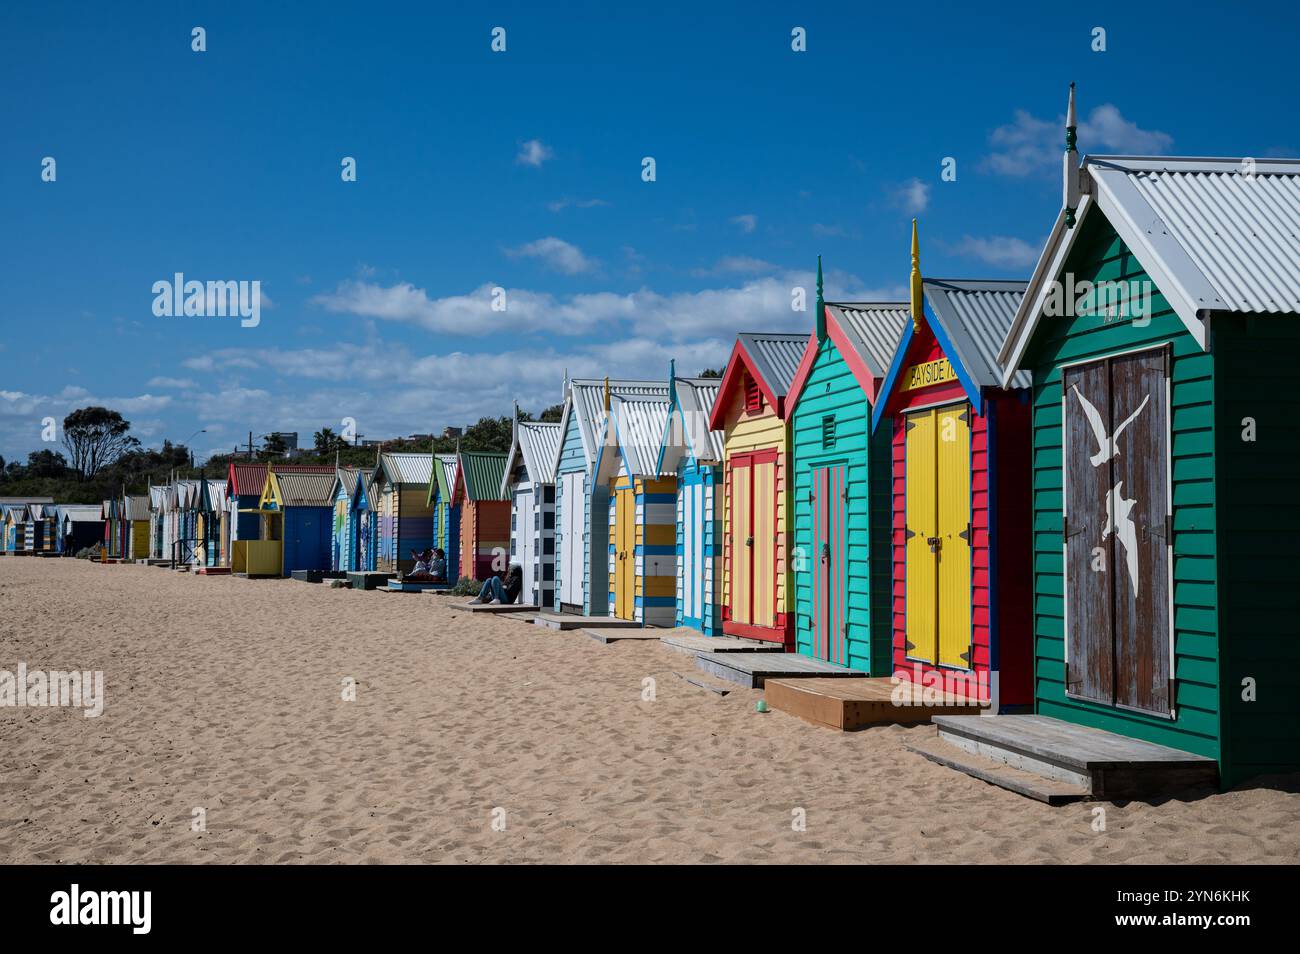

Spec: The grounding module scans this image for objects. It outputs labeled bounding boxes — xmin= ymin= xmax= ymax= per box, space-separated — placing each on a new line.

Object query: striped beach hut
xmin=149 ymin=485 xmax=167 ymax=559
xmin=101 ymin=498 xmax=118 ymax=557
xmin=786 ymin=263 xmax=910 ymax=671
xmin=349 ymin=469 xmax=379 ymax=572
xmin=258 ymin=469 xmax=335 ymax=576
xmin=4 ymin=503 xmax=31 ymax=554
xmin=593 ymin=385 xmax=677 ymax=624
xmin=193 ymin=480 xmax=226 ymax=566
xmin=373 ymin=453 xmax=436 ymax=577
xmin=656 ymin=369 xmax=726 ymax=634
xmin=870 ymin=223 xmax=1032 ymax=706
xmin=995 ymin=110 xmax=1300 ymax=783
xmin=553 ymin=377 xmax=668 ymax=616
xmin=501 ymin=415 xmax=562 ymax=609
xmin=427 ymin=453 xmax=461 ymax=582
xmin=452 ymin=450 xmax=510 ymax=583
xmin=708 ymin=332 xmax=809 ymax=645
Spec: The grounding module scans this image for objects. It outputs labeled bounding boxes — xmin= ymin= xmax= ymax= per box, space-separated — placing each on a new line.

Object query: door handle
xmin=746 ymin=536 xmax=753 ymax=547
xmin=821 ymin=543 xmax=830 ymax=562
xmin=926 ymin=536 xmax=941 ymax=552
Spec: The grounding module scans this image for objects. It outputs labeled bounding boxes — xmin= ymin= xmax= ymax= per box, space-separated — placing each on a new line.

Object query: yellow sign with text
xmin=901 ymin=358 xmax=956 ymax=392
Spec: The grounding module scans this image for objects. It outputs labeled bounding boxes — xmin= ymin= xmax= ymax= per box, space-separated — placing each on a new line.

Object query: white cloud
xmin=147 ymin=376 xmax=198 ymax=389
xmin=516 ymin=139 xmax=554 ymax=167
xmin=504 ymin=236 xmax=596 ymax=275
xmin=730 ymin=213 xmax=758 ymax=233
xmin=947 ymin=234 xmax=1042 ymax=270
xmin=691 ymin=255 xmax=779 ymax=277
xmin=890 ymin=177 xmax=930 ymax=214
xmin=546 ymin=197 xmax=608 ymax=212
xmin=983 ymin=104 xmax=1173 ymax=177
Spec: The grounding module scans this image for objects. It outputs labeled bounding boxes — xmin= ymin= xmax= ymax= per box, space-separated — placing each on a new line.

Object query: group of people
xmin=406 ymin=547 xmax=524 ymax=605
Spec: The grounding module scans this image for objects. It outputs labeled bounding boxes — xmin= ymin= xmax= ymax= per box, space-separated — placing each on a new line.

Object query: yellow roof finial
xmin=909 ymin=218 xmax=923 ymax=333
xmin=603 ymin=376 xmax=611 ymax=413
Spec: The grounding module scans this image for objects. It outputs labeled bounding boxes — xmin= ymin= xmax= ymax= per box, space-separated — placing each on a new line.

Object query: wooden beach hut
xmin=869 ymin=224 xmax=1032 ymax=706
xmin=254 ymin=468 xmax=335 ymax=577
xmin=101 ymin=498 xmax=118 ymax=558
xmin=553 ymin=377 xmax=668 ymax=616
xmin=656 ymin=368 xmax=726 ymax=634
xmin=989 ymin=115 xmax=1300 ymax=786
xmin=592 ymin=385 xmax=677 ymax=624
xmin=4 ymin=503 xmax=31 ymax=554
xmin=192 ymin=479 xmax=225 ymax=567
xmin=373 ymin=453 xmax=436 ymax=577
xmin=708 ymin=332 xmax=809 ymax=645
xmin=57 ymin=504 xmax=103 ymax=555
xmin=349 ymin=470 xmax=379 ymax=572
xmin=452 ymin=450 xmax=510 ymax=582
xmin=427 ymin=453 xmax=461 ymax=582
xmin=500 ymin=415 xmax=562 ymax=609
xmin=785 ymin=260 xmax=910 ymax=671
xmin=330 ymin=466 xmax=365 ymax=573
xmin=149 ymin=485 xmax=167 ymax=559
xmin=121 ymin=494 xmax=151 ymax=560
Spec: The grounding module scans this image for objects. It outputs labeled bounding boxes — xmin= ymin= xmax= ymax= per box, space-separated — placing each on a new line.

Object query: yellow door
xmin=905 ymin=409 xmax=938 ymax=663
xmin=936 ymin=405 xmax=972 ymax=668
xmin=730 ymin=461 xmax=751 ymax=625
xmin=752 ymin=459 xmax=776 ymax=627
xmin=614 ymin=483 xmax=636 ymax=619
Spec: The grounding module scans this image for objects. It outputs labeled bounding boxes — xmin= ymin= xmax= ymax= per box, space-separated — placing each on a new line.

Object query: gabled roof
xmin=871 ymin=279 xmax=1027 ymax=431
xmin=350 ymin=471 xmax=377 ymax=511
xmin=123 ymin=495 xmax=151 ymax=521
xmin=149 ymin=486 xmax=167 ymax=511
xmin=59 ymin=505 xmax=103 ymax=523
xmin=657 ymin=376 xmax=724 ymax=474
xmin=376 ymin=452 xmax=434 ymax=487
xmin=227 ymin=462 xmax=333 ymax=498
xmin=708 ymin=332 xmax=811 ymax=429
xmin=555 ymin=378 xmax=670 ymax=475
xmin=269 ymin=471 xmax=337 ymax=506
xmin=596 ymin=394 xmax=673 ymax=481
xmin=501 ymin=420 xmax=563 ymax=495
xmin=1000 ymin=155 xmax=1300 ymax=381
xmin=427 ymin=453 xmax=458 ymax=507
xmin=788 ymin=302 xmax=911 ymax=410
xmin=332 ymin=466 xmax=363 ymax=500
xmin=455 ymin=451 xmax=509 ymax=502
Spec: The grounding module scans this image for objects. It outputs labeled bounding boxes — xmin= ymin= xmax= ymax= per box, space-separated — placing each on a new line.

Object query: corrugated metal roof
xmin=923 ymin=279 xmax=1029 ymax=389
xmin=1092 ymin=156 xmax=1300 ymax=316
xmin=458 ymin=451 xmax=509 ymax=501
xmin=229 ymin=463 xmax=268 ymax=497
xmin=517 ymin=421 xmax=562 ymax=484
xmin=379 ymin=452 xmax=434 ymax=486
xmin=826 ymin=302 xmax=911 ymax=379
xmin=737 ymin=332 xmax=808 ymax=397
xmin=431 ymin=453 xmax=458 ymax=504
xmin=274 ymin=472 xmax=337 ymax=506
xmin=609 ymin=395 xmax=673 ymax=478
xmin=149 ymin=486 xmax=166 ymax=510
xmin=0 ymin=496 xmax=53 ymax=505
xmin=673 ymin=377 xmax=725 ymax=463
xmin=334 ymin=466 xmax=363 ymax=498
xmin=124 ymin=495 xmax=151 ymax=521
xmin=569 ymin=378 xmax=670 ymax=471
xmin=59 ymin=505 xmax=103 ymax=523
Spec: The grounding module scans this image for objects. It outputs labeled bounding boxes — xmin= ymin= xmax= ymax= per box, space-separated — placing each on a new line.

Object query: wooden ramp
xmin=450 ymin=602 xmax=539 ymax=614
xmin=766 ymin=677 xmax=986 ymax=731
xmin=385 ymin=580 xmax=452 ymax=593
xmin=533 ymin=613 xmax=643 ymax=631
xmin=661 ymin=633 xmax=785 ymax=656
xmin=194 ymin=566 xmax=231 ymax=576
xmin=907 ymin=715 xmax=1218 ymax=803
xmin=696 ymin=652 xmax=866 ymax=689
xmin=584 ymin=627 xmax=665 ymax=644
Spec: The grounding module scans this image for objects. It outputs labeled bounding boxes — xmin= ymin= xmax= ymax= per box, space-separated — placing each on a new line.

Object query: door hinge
xmin=904 ymin=640 xmax=916 ymax=651
xmin=957 ymin=523 xmax=971 ymax=543
xmin=905 ymin=419 xmax=916 ymax=432
xmin=905 ymin=527 xmax=916 ymax=540
xmin=1064 ymin=517 xmax=1086 ymax=540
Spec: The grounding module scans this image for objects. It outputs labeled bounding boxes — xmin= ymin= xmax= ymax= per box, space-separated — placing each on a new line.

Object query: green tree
xmin=314 ymin=427 xmax=345 ymax=455
xmin=697 ymin=368 xmax=723 ymax=378
xmin=260 ymin=433 xmax=289 ymax=460
xmin=61 ymin=406 xmax=139 ymax=479
xmin=537 ymin=403 xmax=564 ymax=423
xmin=26 ymin=448 xmax=69 ymax=478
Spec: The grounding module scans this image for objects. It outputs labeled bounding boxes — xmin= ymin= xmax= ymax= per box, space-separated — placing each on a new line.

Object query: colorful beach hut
xmin=452 ymin=450 xmax=510 ymax=583
xmin=3 ymin=503 xmax=31 ymax=554
xmin=786 ymin=262 xmax=910 ymax=671
xmin=592 ymin=386 xmax=678 ymax=624
xmin=373 ymin=453 xmax=436 ymax=577
xmin=501 ymin=415 xmax=562 ymax=610
xmin=329 ymin=466 xmax=364 ymax=573
xmin=349 ymin=470 xmax=379 ymax=572
xmin=708 ymin=333 xmax=809 ymax=645
xmin=427 ymin=453 xmax=461 ymax=582
xmin=656 ymin=370 xmax=726 ymax=634
xmin=553 ymin=378 xmax=668 ymax=616
xmin=149 ymin=485 xmax=167 ymax=559
xmin=869 ymin=224 xmax=1032 ymax=705
xmin=255 ymin=469 xmax=335 ymax=576
xmin=996 ymin=123 xmax=1300 ymax=783
xmin=121 ymin=494 xmax=151 ymax=560
xmin=57 ymin=504 xmax=103 ymax=555
xmin=193 ymin=480 xmax=225 ymax=566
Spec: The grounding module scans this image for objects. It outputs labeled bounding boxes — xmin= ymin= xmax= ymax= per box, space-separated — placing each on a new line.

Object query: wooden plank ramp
xmin=766 ymin=677 xmax=986 ymax=731
xmin=910 ymin=715 xmax=1218 ymax=802
xmin=696 ymin=652 xmax=866 ymax=689
xmin=660 ymin=633 xmax=785 ymax=656
xmin=906 ymin=734 xmax=1091 ymax=805
xmin=533 ymin=613 xmax=643 ymax=631
xmin=584 ymin=628 xmax=664 ymax=643
xmin=449 ymin=602 xmax=540 ymax=614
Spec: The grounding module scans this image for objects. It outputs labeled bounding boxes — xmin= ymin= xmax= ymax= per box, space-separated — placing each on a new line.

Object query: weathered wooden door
xmin=811 ymin=464 xmax=848 ymax=664
xmin=905 ymin=404 xmax=972 ymax=666
xmin=613 ymin=482 xmax=636 ymax=619
xmin=729 ymin=458 xmax=753 ymax=625
xmin=1064 ymin=348 xmax=1171 ymax=714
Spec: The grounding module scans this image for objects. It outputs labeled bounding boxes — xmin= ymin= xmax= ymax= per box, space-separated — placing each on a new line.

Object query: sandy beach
xmin=1 ymin=557 xmax=1296 ymax=865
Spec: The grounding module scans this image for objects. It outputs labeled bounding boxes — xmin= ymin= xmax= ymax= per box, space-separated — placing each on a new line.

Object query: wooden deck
xmin=385 ymin=580 xmax=452 ymax=592
xmin=909 ymin=714 xmax=1219 ymax=802
xmin=696 ymin=652 xmax=866 ymax=689
xmin=533 ymin=613 xmax=643 ymax=631
xmin=346 ymin=571 xmax=394 ymax=590
xmin=660 ymin=633 xmax=785 ymax=656
xmin=765 ymin=677 xmax=986 ymax=731
xmin=450 ymin=602 xmax=540 ymax=614
xmin=584 ymin=627 xmax=666 ymax=644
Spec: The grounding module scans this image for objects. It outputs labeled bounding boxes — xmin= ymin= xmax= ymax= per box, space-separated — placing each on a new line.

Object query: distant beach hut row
xmin=18 ymin=98 xmax=1300 ymax=792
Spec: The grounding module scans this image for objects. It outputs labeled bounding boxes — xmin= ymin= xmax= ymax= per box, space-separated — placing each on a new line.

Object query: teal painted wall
xmin=789 ymin=334 xmax=891 ymax=674
xmin=1023 ymin=214 xmax=1222 ymax=763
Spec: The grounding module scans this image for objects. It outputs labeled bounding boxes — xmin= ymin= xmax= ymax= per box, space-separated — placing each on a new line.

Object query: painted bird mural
xmin=1102 ymin=480 xmax=1141 ymax=596
xmin=1071 ymin=385 xmax=1150 ymax=466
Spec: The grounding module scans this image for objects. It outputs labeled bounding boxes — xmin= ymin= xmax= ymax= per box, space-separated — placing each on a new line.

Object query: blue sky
xmin=3 ymin=1 xmax=1296 ymax=462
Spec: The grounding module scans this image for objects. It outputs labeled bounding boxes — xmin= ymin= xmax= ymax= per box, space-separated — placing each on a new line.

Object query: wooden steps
xmin=451 ymin=602 xmax=539 ymax=614
xmin=584 ymin=627 xmax=664 ymax=643
xmin=660 ymin=633 xmax=785 ymax=656
xmin=911 ymin=715 xmax=1218 ymax=802
xmin=696 ymin=652 xmax=866 ymax=689
xmin=765 ymin=677 xmax=986 ymax=731
xmin=906 ymin=735 xmax=1092 ymax=804
xmin=533 ymin=613 xmax=643 ymax=631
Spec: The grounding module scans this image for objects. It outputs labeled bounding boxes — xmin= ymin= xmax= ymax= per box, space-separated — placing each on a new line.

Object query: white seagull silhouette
xmin=1102 ymin=480 xmax=1140 ymax=596
xmin=1071 ymin=385 xmax=1150 ymax=467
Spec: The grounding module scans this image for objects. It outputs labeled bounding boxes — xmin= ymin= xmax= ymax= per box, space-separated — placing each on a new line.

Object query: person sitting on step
xmin=468 ymin=564 xmax=524 ymax=605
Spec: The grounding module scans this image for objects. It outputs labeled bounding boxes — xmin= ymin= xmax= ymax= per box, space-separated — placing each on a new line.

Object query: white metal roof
xmin=606 ymin=395 xmax=673 ymax=479
xmin=658 ymin=377 xmax=725 ymax=475
xmin=923 ymin=279 xmax=1030 ymax=389
xmin=502 ymin=420 xmax=563 ymax=495
xmin=59 ymin=505 xmax=103 ymax=523
xmin=736 ymin=332 xmax=808 ymax=397
xmin=378 ymin=452 xmax=434 ymax=486
xmin=1000 ymin=155 xmax=1300 ymax=381
xmin=561 ymin=378 xmax=670 ymax=474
